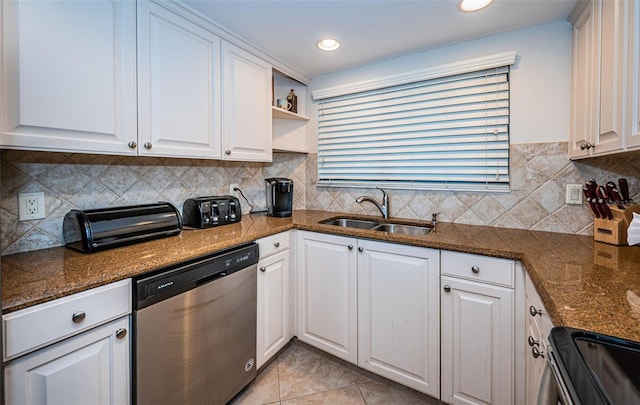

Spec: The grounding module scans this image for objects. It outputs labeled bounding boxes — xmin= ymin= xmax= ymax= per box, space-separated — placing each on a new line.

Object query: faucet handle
xmin=431 ymin=212 xmax=441 ymax=224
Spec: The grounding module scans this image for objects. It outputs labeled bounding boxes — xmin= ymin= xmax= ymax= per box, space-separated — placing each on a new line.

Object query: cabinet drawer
xmin=441 ymin=251 xmax=514 ymax=288
xmin=257 ymin=231 xmax=290 ymax=258
xmin=3 ymin=279 xmax=131 ymax=360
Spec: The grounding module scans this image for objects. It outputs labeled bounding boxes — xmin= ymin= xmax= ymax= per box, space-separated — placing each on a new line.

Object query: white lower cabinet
xmin=441 ymin=251 xmax=518 ymax=405
xmin=524 ymin=271 xmax=554 ymax=405
xmin=296 ymin=231 xmax=440 ymax=397
xmin=256 ymin=232 xmax=292 ymax=369
xmin=3 ymin=279 xmax=132 ymax=404
xmin=358 ymin=240 xmax=440 ymax=398
xmin=296 ymin=231 xmax=357 ymax=363
xmin=4 ymin=316 xmax=130 ymax=405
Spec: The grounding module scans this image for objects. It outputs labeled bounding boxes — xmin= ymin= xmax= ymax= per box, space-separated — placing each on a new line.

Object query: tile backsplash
xmin=2 ymin=142 xmax=639 ymax=255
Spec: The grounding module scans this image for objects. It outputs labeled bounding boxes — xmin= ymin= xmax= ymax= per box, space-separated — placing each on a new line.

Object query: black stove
xmin=549 ymin=327 xmax=640 ymax=404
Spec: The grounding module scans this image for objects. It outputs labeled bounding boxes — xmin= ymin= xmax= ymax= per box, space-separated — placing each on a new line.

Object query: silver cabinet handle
xmin=72 ymin=311 xmax=86 ymax=323
xmin=471 ymin=266 xmax=480 ymax=274
xmin=358 ymin=246 xmax=364 ymax=253
xmin=225 ymin=150 xmax=231 ymax=155
xmin=532 ymin=346 xmax=544 ymax=359
xmin=348 ymin=244 xmax=353 ymax=251
xmin=528 ymin=336 xmax=540 ymax=347
xmin=115 ymin=328 xmax=127 ymax=339
xmin=127 ymin=141 xmax=137 ymax=149
xmin=143 ymin=141 xmax=152 ymax=149
xmin=580 ymin=142 xmax=593 ymax=150
xmin=259 ymin=267 xmax=266 ymax=272
xmin=529 ymin=305 xmax=542 ymax=317
xmin=443 ymin=285 xmax=451 ymax=293
xmin=274 ymin=242 xmax=280 ymax=248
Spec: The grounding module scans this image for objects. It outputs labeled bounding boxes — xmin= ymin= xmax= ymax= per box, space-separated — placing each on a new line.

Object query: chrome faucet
xmin=356 ymin=187 xmax=389 ymax=219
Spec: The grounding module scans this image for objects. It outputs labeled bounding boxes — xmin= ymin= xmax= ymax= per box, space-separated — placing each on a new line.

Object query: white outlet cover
xmin=565 ymin=184 xmax=583 ymax=205
xmin=18 ymin=192 xmax=46 ymax=221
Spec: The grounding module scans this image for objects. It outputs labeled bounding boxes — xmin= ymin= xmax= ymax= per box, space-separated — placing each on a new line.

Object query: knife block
xmin=593 ymin=204 xmax=640 ymax=245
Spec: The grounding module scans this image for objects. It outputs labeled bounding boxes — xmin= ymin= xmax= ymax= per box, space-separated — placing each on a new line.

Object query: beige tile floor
xmin=229 ymin=340 xmax=442 ymax=405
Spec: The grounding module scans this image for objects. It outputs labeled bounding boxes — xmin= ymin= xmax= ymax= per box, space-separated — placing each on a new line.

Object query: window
xmin=313 ymin=52 xmax=515 ymax=192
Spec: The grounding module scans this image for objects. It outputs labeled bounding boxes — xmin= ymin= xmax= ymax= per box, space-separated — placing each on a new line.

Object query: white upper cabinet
xmin=0 ymin=0 xmax=137 ymax=154
xmin=137 ymin=1 xmax=221 ymax=159
xmin=626 ymin=0 xmax=640 ymax=148
xmin=570 ymin=0 xmax=638 ymax=158
xmin=222 ymin=42 xmax=272 ymax=162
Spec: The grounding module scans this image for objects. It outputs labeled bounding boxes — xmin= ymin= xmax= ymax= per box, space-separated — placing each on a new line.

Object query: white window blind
xmin=317 ymin=66 xmax=511 ymax=192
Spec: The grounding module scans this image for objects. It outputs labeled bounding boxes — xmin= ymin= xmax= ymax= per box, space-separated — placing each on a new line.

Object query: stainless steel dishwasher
xmin=133 ymin=243 xmax=259 ymax=405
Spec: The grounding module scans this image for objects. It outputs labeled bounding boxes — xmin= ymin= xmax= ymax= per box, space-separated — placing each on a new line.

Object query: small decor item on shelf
xmin=287 ymin=89 xmax=297 ymax=113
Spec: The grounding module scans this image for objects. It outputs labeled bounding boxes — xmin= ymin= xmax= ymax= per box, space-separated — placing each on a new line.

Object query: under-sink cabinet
xmin=296 ymin=231 xmax=358 ymax=363
xmin=440 ymin=251 xmax=524 ymax=405
xmin=3 ymin=279 xmax=131 ymax=405
xmin=295 ymin=231 xmax=440 ymax=398
xmin=256 ymin=231 xmax=293 ymax=369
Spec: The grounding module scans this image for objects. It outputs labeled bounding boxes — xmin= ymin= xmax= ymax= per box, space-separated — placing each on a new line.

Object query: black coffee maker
xmin=265 ymin=178 xmax=293 ymax=217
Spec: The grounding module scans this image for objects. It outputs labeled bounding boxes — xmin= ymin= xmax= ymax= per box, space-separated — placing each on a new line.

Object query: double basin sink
xmin=320 ymin=217 xmax=433 ymax=236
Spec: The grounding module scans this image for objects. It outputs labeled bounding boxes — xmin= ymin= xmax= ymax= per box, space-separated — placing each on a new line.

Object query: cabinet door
xmin=257 ymin=249 xmax=290 ymax=369
xmin=593 ymin=0 xmax=625 ymax=154
xmin=441 ymin=276 xmax=514 ymax=405
xmin=524 ymin=315 xmax=547 ymax=405
xmin=4 ymin=317 xmax=130 ymax=405
xmin=1 ymin=0 xmax=137 ymax=154
xmin=626 ymin=0 xmax=640 ymax=149
xmin=137 ymin=1 xmax=222 ymax=159
xmin=357 ymin=240 xmax=440 ymax=398
xmin=222 ymin=42 xmax=272 ymax=162
xmin=296 ymin=231 xmax=357 ymax=363
xmin=570 ymin=1 xmax=597 ymax=158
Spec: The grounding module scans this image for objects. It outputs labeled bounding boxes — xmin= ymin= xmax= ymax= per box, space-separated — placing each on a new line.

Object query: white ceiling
xmin=183 ymin=0 xmax=577 ymax=79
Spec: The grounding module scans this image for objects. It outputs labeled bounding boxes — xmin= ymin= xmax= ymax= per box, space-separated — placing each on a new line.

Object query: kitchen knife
xmin=596 ymin=185 xmax=609 ymax=201
xmin=583 ymin=187 xmax=600 ymax=218
xmin=609 ymin=187 xmax=625 ymax=209
xmin=605 ymin=182 xmax=617 ymax=201
xmin=598 ymin=198 xmax=613 ymax=220
xmin=586 ymin=179 xmax=598 ymax=197
xmin=619 ymin=178 xmax=630 ymax=202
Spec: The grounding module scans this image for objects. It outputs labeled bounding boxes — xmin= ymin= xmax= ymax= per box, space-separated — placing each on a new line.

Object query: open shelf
xmin=272 ymin=106 xmax=309 ymax=121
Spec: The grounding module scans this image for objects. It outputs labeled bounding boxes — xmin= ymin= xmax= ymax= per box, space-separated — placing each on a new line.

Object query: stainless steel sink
xmin=372 ymin=223 xmax=433 ymax=236
xmin=320 ymin=218 xmax=379 ymax=229
xmin=320 ymin=217 xmax=433 ymax=236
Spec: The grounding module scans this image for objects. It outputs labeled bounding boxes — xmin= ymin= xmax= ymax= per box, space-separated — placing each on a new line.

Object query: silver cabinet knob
xmin=443 ymin=285 xmax=451 ymax=293
xmin=274 ymin=242 xmax=280 ymax=248
xmin=115 ymin=328 xmax=127 ymax=339
xmin=259 ymin=267 xmax=266 ymax=272
xmin=471 ymin=266 xmax=480 ymax=274
xmin=127 ymin=141 xmax=137 ymax=149
xmin=348 ymin=244 xmax=353 ymax=251
xmin=528 ymin=336 xmax=540 ymax=347
xmin=72 ymin=311 xmax=86 ymax=323
xmin=532 ymin=346 xmax=544 ymax=359
xmin=529 ymin=305 xmax=542 ymax=317
xmin=358 ymin=246 xmax=364 ymax=253
xmin=143 ymin=141 xmax=152 ymax=149
xmin=580 ymin=142 xmax=593 ymax=150
xmin=225 ymin=150 xmax=231 ymax=155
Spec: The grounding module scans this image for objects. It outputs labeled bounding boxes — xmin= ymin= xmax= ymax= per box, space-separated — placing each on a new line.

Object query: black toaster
xmin=182 ymin=196 xmax=242 ymax=228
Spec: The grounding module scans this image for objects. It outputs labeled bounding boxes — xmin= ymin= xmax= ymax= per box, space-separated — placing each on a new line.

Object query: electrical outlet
xmin=18 ymin=192 xmax=46 ymax=221
xmin=566 ymin=184 xmax=583 ymax=205
xmin=230 ymin=183 xmax=239 ymax=195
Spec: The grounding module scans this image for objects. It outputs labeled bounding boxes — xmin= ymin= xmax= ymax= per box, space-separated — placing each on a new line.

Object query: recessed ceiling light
xmin=458 ymin=0 xmax=494 ymax=12
xmin=317 ymin=38 xmax=341 ymax=52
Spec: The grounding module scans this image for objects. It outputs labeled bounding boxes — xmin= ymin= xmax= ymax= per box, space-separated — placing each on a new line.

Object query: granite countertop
xmin=3 ymin=210 xmax=640 ymax=342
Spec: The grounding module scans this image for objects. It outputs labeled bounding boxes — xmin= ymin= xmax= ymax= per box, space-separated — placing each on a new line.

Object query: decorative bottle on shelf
xmin=287 ymin=89 xmax=297 ymax=113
